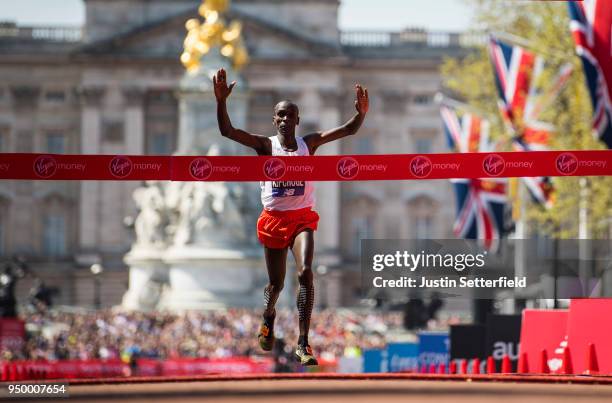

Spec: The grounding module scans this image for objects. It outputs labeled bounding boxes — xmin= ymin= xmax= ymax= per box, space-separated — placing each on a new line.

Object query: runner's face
xmin=273 ymin=102 xmax=299 ymax=136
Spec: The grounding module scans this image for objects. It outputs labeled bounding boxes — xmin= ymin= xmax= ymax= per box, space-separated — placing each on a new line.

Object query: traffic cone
xmin=460 ymin=359 xmax=468 ymax=374
xmin=437 ymin=363 xmax=446 ymax=374
xmin=539 ymin=349 xmax=549 ymax=374
xmin=584 ymin=343 xmax=599 ymax=375
xmin=518 ymin=352 xmax=529 ymax=374
xmin=486 ymin=356 xmax=496 ymax=374
xmin=449 ymin=360 xmax=457 ymax=374
xmin=0 ymin=362 xmax=7 ymax=381
xmin=501 ymin=355 xmax=512 ymax=373
xmin=472 ymin=358 xmax=481 ymax=374
xmin=561 ymin=347 xmax=573 ymax=375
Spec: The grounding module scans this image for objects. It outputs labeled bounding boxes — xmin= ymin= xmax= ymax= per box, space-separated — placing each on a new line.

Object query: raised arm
xmin=304 ymin=84 xmax=369 ymax=155
xmin=213 ymin=68 xmax=271 ymax=155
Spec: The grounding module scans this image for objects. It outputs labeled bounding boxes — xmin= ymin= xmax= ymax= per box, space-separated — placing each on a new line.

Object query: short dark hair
xmin=274 ymin=100 xmax=299 ymax=114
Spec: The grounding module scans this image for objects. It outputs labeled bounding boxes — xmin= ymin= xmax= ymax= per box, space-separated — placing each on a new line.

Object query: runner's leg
xmin=263 ymin=246 xmax=288 ymax=320
xmin=291 ymin=229 xmax=315 ymax=346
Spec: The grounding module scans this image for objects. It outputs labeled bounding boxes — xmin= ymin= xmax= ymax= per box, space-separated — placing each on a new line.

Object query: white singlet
xmin=260 ymin=135 xmax=316 ymax=211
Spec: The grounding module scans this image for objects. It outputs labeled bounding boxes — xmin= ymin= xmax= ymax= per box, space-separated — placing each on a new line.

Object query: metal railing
xmin=0 ymin=22 xmax=485 ymax=49
xmin=0 ymin=22 xmax=83 ymax=42
xmin=341 ymin=30 xmax=486 ymax=48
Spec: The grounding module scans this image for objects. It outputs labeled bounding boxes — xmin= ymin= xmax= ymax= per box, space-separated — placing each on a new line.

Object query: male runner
xmin=213 ymin=68 xmax=368 ymax=365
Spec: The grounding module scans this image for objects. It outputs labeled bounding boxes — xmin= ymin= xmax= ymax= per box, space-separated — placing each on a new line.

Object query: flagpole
xmin=514 ymin=179 xmax=527 ymax=312
xmin=578 ymin=178 xmax=592 ymax=297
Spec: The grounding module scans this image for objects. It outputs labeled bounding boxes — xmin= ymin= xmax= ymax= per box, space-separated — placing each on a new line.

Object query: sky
xmin=0 ymin=0 xmax=474 ymax=31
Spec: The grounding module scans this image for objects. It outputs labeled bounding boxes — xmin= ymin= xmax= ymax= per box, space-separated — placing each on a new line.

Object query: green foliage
xmin=441 ymin=0 xmax=611 ymax=239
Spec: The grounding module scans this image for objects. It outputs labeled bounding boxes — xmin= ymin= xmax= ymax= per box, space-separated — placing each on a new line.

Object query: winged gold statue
xmin=181 ymin=0 xmax=249 ymax=72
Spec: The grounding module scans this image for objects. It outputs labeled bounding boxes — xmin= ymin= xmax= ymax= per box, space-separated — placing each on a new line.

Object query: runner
xmin=213 ymin=67 xmax=368 ymax=365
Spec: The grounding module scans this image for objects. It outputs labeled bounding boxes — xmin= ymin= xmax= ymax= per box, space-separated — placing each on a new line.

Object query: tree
xmin=441 ymin=0 xmax=611 ymax=239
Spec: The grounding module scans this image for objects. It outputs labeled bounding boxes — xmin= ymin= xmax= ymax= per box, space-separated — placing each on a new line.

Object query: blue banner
xmin=387 ymin=342 xmax=419 ymax=372
xmin=363 ymin=348 xmax=385 ymax=373
xmin=418 ymin=331 xmax=449 ymax=367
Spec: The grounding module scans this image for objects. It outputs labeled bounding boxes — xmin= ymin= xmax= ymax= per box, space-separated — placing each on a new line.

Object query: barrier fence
xmin=0 ymin=150 xmax=609 ymax=181
xmin=0 ymin=357 xmax=275 ymax=381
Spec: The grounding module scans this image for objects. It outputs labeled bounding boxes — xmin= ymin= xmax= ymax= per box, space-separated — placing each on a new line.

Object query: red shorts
xmin=257 ymin=207 xmax=320 ymax=249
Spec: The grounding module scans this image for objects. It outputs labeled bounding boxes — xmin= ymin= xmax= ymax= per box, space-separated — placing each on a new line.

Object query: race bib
xmin=272 ymin=181 xmax=305 ymax=197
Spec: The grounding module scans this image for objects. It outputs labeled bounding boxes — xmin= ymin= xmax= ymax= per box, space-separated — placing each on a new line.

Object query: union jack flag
xmin=487 ymin=36 xmax=572 ymax=137
xmin=440 ymin=103 xmax=507 ymax=251
xmin=488 ymin=36 xmax=567 ymax=208
xmin=441 ymin=104 xmax=491 ymax=153
xmin=569 ymin=0 xmax=612 ymax=148
xmin=452 ymin=178 xmax=507 ymax=252
xmin=488 ymin=35 xmax=542 ymax=133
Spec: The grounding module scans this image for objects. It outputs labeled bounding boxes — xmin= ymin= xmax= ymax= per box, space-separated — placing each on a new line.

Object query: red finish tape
xmin=0 ymin=151 xmax=609 ymax=181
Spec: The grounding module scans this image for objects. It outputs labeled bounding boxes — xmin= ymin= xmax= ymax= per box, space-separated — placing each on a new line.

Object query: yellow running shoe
xmin=258 ymin=320 xmax=274 ymax=351
xmin=295 ymin=344 xmax=318 ymax=366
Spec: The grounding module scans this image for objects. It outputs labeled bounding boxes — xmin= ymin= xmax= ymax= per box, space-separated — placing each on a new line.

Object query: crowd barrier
xmin=420 ymin=299 xmax=612 ymax=376
xmin=0 ymin=150 xmax=609 ymax=181
xmin=0 ymin=357 xmax=274 ymax=381
xmin=520 ymin=299 xmax=612 ymax=375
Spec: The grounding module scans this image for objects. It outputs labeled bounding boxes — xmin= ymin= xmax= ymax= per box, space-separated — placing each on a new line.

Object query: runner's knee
xmin=266 ymin=283 xmax=284 ymax=294
xmin=297 ymin=266 xmax=313 ymax=286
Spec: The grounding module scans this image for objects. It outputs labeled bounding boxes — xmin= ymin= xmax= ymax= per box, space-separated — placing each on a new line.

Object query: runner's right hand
xmin=213 ymin=68 xmax=236 ymax=101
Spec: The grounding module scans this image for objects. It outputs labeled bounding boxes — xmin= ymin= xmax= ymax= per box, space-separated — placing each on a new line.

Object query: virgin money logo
xmin=109 ymin=156 xmax=133 ymax=179
xmin=337 ymin=157 xmax=359 ymax=179
xmin=263 ymin=158 xmax=286 ymax=180
xmin=33 ymin=155 xmax=57 ymax=178
xmin=189 ymin=158 xmax=213 ymax=180
xmin=410 ymin=156 xmax=432 ymax=178
xmin=555 ymin=152 xmax=578 ymax=175
xmin=483 ymin=154 xmax=505 ymax=176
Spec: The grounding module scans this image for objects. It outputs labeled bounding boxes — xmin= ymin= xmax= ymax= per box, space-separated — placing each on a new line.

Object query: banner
xmin=450 ymin=324 xmax=486 ymax=360
xmin=159 ymin=357 xmax=273 ymax=376
xmin=0 ymin=318 xmax=25 ymax=352
xmin=0 ymin=151 xmax=609 ymax=181
xmin=1 ymin=357 xmax=274 ymax=381
xmin=486 ymin=314 xmax=522 ymax=372
xmin=567 ymin=299 xmax=612 ymax=375
xmin=387 ymin=342 xmax=419 ymax=373
xmin=363 ymin=348 xmax=386 ymax=373
xmin=519 ymin=309 xmax=568 ymax=374
xmin=418 ymin=332 xmax=449 ymax=368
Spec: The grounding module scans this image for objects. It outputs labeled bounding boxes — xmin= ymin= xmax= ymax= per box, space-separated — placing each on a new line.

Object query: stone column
xmin=9 ymin=86 xmax=40 ymax=254
xmin=122 ymin=87 xmax=145 ymax=155
xmin=121 ymin=87 xmax=146 ymax=245
xmin=77 ymin=87 xmax=104 ymax=254
xmin=314 ymin=89 xmax=341 ymax=265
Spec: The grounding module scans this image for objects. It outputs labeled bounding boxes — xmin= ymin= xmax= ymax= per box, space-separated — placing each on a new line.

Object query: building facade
xmin=0 ymin=0 xmax=478 ymax=308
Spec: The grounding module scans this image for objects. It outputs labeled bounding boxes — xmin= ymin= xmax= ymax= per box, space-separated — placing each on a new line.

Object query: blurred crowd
xmin=5 ymin=308 xmax=403 ymax=363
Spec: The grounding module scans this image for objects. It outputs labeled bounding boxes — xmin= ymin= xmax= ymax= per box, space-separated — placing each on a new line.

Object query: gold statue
xmin=181 ymin=0 xmax=249 ymax=72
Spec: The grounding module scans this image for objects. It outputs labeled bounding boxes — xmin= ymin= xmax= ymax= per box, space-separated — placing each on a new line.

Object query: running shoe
xmin=295 ymin=344 xmax=318 ymax=366
xmin=258 ymin=318 xmax=275 ymax=351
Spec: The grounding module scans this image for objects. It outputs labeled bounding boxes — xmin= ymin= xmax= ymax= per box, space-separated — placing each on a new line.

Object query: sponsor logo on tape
xmin=555 ymin=152 xmax=578 ymax=175
xmin=483 ymin=154 xmax=505 ymax=176
xmin=410 ymin=156 xmax=432 ymax=178
xmin=337 ymin=157 xmax=359 ymax=179
xmin=34 ymin=155 xmax=58 ymax=178
xmin=109 ymin=156 xmax=133 ymax=179
xmin=263 ymin=158 xmax=286 ymax=180
xmin=189 ymin=158 xmax=213 ymax=180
